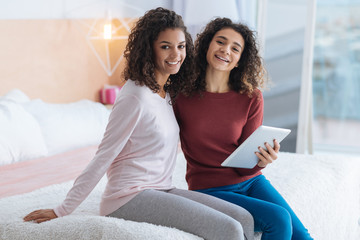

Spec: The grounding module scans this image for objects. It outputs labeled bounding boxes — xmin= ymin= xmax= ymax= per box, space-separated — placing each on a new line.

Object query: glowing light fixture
xmin=103 ymin=23 xmax=112 ymax=39
xmin=66 ymin=1 xmax=144 ymax=76
xmin=103 ymin=10 xmax=113 ymax=40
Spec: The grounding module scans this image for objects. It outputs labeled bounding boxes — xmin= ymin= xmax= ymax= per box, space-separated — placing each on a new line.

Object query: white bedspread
xmin=1 ymin=152 xmax=359 ymax=240
xmin=0 ymin=158 xmax=202 ymax=240
xmin=261 ymin=152 xmax=360 ymax=240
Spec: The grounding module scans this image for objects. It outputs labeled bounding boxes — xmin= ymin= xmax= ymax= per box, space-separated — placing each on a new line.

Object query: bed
xmin=1 ymin=89 xmax=360 ymax=240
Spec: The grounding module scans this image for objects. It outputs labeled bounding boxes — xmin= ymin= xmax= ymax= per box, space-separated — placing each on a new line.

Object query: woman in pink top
xmin=23 ymin=8 xmax=255 ymax=240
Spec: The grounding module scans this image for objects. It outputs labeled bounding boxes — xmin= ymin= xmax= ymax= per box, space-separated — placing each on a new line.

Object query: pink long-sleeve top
xmin=54 ymin=80 xmax=179 ymax=217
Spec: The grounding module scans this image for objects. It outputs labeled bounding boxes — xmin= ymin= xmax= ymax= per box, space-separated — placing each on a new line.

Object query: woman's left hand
xmin=256 ymin=139 xmax=280 ymax=168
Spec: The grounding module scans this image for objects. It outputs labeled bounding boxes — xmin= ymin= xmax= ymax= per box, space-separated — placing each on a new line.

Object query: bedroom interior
xmin=1 ymin=0 xmax=359 ymax=240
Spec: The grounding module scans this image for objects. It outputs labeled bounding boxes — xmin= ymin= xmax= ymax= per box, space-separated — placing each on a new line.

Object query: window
xmin=312 ymin=0 xmax=360 ymax=153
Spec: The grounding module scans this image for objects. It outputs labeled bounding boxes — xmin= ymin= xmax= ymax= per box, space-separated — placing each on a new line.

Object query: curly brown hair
xmin=193 ymin=18 xmax=267 ymax=97
xmin=123 ymin=7 xmax=196 ymax=99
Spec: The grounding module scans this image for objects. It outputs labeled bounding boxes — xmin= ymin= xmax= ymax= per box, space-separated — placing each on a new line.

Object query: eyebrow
xmin=159 ymin=40 xmax=186 ymax=45
xmin=216 ymin=36 xmax=242 ymax=49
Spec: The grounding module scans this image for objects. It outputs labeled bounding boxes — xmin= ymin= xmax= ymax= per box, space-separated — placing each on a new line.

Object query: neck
xmin=205 ymin=67 xmax=230 ymax=93
xmin=154 ymin=71 xmax=169 ymax=99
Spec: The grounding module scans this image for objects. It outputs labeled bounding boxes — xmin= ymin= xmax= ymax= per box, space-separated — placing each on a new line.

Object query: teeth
xmin=167 ymin=61 xmax=178 ymax=65
xmin=216 ymin=55 xmax=229 ymax=62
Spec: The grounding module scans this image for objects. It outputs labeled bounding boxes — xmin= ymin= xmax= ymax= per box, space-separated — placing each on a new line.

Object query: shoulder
xmin=251 ymin=89 xmax=263 ymax=103
xmin=233 ymin=89 xmax=262 ymax=102
xmin=230 ymin=90 xmax=263 ymax=113
xmin=253 ymin=88 xmax=263 ymax=96
xmin=120 ymin=80 xmax=146 ymax=96
xmin=248 ymin=89 xmax=263 ymax=110
xmin=247 ymin=89 xmax=263 ymax=115
xmin=113 ymin=80 xmax=147 ymax=111
xmin=119 ymin=80 xmax=155 ymax=101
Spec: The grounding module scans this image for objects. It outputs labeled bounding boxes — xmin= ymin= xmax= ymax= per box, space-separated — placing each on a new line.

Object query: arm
xmin=234 ymin=92 xmax=266 ymax=174
xmin=236 ymin=92 xmax=281 ymax=172
xmin=24 ymin=94 xmax=143 ymax=223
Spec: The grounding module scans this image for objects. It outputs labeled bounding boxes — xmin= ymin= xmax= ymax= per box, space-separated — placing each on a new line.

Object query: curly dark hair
xmin=123 ymin=7 xmax=196 ymax=99
xmin=193 ymin=17 xmax=267 ymax=97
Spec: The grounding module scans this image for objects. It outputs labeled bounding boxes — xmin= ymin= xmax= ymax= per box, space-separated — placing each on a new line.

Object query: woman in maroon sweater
xmin=173 ymin=18 xmax=313 ymax=240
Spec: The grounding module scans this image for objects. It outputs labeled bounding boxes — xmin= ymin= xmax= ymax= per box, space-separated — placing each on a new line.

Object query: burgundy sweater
xmin=173 ymin=90 xmax=264 ymax=190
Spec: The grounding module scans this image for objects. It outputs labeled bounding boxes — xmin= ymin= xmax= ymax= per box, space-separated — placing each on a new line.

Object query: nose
xmin=170 ymin=48 xmax=181 ymax=58
xmin=220 ymin=45 xmax=230 ymax=55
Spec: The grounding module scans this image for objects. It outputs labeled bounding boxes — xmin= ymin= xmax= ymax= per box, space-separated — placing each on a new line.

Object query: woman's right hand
xmin=256 ymin=139 xmax=280 ymax=168
xmin=23 ymin=209 xmax=58 ymax=223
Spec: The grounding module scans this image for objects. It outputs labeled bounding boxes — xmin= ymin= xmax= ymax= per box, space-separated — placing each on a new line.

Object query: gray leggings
xmin=107 ymin=188 xmax=254 ymax=240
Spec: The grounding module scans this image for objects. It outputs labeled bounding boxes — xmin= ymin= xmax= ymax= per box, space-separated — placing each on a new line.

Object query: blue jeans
xmin=196 ymin=175 xmax=313 ymax=240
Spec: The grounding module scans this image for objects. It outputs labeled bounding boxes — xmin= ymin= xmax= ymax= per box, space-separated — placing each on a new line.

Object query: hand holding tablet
xmin=221 ymin=125 xmax=291 ymax=169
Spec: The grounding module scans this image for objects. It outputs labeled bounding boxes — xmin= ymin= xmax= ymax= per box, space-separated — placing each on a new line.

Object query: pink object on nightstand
xmin=99 ymin=85 xmax=122 ymax=105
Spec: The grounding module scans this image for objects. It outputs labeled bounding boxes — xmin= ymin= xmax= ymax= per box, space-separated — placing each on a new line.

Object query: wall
xmin=0 ymin=19 xmax=120 ymax=103
xmin=0 ymin=0 xmax=169 ymax=103
xmin=0 ymin=0 xmax=171 ymax=19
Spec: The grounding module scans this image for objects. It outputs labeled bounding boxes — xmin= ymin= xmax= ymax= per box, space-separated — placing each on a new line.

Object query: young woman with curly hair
xmin=174 ymin=18 xmax=313 ymax=240
xmin=23 ymin=9 xmax=255 ymax=240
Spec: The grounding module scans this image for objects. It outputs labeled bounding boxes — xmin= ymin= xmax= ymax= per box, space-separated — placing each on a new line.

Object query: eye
xmin=216 ymin=40 xmax=224 ymax=45
xmin=178 ymin=44 xmax=185 ymax=49
xmin=160 ymin=45 xmax=170 ymax=49
xmin=232 ymin=47 xmax=240 ymax=52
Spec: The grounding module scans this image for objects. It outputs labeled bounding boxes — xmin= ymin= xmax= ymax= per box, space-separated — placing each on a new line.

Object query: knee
xmin=231 ymin=207 xmax=254 ymax=223
xmin=208 ymin=217 xmax=245 ymax=240
xmin=231 ymin=209 xmax=254 ymax=240
xmin=276 ymin=207 xmax=291 ymax=225
xmin=271 ymin=206 xmax=292 ymax=236
xmin=226 ymin=220 xmax=245 ymax=240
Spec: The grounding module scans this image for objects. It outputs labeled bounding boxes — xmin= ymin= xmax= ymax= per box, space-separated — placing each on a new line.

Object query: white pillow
xmin=1 ymin=89 xmax=30 ymax=103
xmin=22 ymin=99 xmax=110 ymax=155
xmin=0 ymin=100 xmax=48 ymax=166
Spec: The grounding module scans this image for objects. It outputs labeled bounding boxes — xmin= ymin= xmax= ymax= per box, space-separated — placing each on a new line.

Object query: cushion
xmin=0 ymin=100 xmax=48 ymax=165
xmin=0 ymin=89 xmax=30 ymax=103
xmin=22 ymin=99 xmax=110 ymax=155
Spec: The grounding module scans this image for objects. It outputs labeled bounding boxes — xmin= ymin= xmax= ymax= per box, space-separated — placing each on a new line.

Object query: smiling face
xmin=206 ymin=28 xmax=245 ymax=73
xmin=153 ymin=28 xmax=186 ymax=82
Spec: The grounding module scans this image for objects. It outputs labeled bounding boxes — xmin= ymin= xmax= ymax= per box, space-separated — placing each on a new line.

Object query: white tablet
xmin=221 ymin=125 xmax=291 ymax=169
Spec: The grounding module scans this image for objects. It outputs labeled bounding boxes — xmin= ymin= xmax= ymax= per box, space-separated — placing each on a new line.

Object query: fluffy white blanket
xmin=261 ymin=153 xmax=360 ymax=240
xmin=0 ymin=156 xmax=201 ymax=240
xmin=1 ymin=152 xmax=360 ymax=240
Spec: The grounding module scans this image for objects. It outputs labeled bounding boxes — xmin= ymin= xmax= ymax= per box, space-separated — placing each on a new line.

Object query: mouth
xmin=215 ymin=55 xmax=230 ymax=63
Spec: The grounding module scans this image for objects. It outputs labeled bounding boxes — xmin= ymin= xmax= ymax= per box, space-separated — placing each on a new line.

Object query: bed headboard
xmin=0 ymin=19 xmax=126 ymax=103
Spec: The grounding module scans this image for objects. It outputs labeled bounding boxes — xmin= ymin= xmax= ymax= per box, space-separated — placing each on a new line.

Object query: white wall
xmin=182 ymin=0 xmax=240 ymax=25
xmin=0 ymin=0 xmax=258 ymax=28
xmin=265 ymin=1 xmax=307 ymax=40
xmin=0 ymin=0 xmax=171 ymax=19
xmin=0 ymin=0 xmax=308 ymax=43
